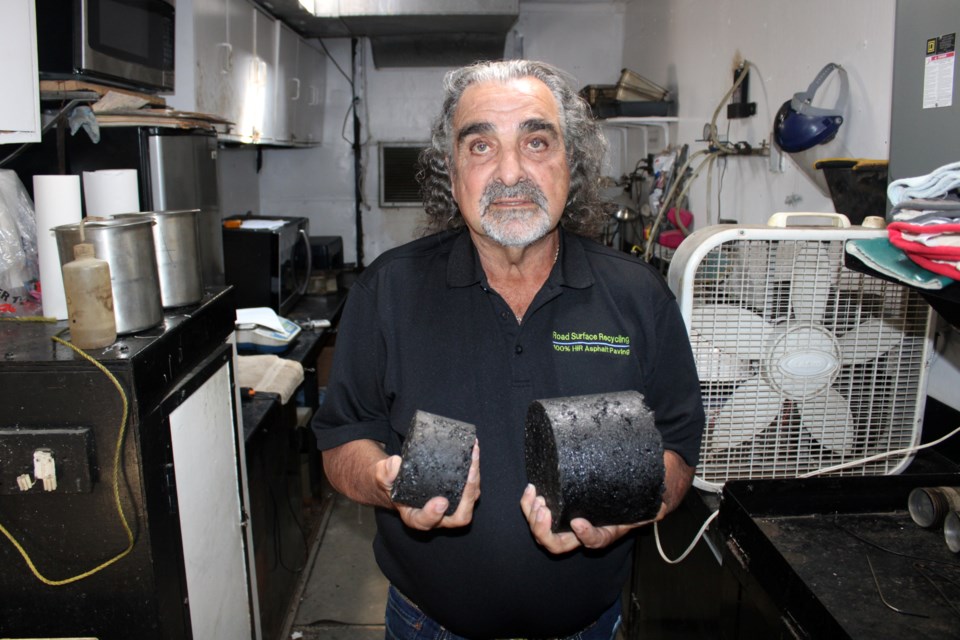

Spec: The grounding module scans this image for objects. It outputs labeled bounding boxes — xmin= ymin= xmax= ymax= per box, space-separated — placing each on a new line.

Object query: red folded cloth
xmin=888 ymin=222 xmax=960 ymax=260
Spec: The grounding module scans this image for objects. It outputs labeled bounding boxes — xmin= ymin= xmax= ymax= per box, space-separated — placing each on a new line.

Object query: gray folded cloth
xmin=892 ymin=195 xmax=960 ymax=224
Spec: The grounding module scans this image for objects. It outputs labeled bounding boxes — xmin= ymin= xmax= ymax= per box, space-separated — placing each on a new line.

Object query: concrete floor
xmin=285 ymin=493 xmax=388 ymax=640
xmin=281 ymin=494 xmax=631 ymax=640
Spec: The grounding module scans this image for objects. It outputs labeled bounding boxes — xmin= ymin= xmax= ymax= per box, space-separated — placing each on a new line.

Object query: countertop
xmin=719 ymin=464 xmax=960 ymax=639
xmin=238 ymin=290 xmax=348 ymax=442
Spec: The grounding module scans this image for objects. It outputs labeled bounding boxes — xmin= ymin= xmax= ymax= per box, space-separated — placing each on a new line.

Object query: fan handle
xmin=767 ymin=212 xmax=851 ymax=228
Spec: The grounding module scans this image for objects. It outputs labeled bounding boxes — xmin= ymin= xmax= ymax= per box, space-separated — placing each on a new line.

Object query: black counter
xmin=1 ymin=286 xmax=236 ymax=419
xmin=236 ymin=290 xmax=347 ymax=437
xmin=237 ymin=291 xmax=347 ymax=640
xmin=719 ymin=469 xmax=960 ymax=639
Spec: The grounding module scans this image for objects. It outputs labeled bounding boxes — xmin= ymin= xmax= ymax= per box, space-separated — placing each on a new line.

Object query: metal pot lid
xmin=115 ymin=209 xmax=201 ymax=219
xmin=53 ymin=216 xmax=155 ymax=232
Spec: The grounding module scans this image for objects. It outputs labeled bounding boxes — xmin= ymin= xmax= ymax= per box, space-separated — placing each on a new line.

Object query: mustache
xmin=479 ymin=180 xmax=549 ymax=214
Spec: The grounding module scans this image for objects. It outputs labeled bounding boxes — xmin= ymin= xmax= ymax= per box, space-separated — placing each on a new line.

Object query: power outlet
xmin=0 ymin=427 xmax=96 ymax=494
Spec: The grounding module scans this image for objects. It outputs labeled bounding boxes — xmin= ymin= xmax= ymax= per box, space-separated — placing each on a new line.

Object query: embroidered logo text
xmin=552 ymin=330 xmax=631 ymax=355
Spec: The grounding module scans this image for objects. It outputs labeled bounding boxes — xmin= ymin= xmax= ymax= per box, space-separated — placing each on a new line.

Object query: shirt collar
xmin=446 ymin=227 xmax=595 ymax=290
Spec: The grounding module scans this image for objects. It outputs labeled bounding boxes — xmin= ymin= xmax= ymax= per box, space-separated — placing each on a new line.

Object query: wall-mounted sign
xmin=924 ymin=32 xmax=956 ymax=109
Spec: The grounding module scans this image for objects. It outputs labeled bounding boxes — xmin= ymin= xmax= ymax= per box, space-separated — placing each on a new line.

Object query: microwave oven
xmin=36 ymin=0 xmax=175 ymax=92
xmin=222 ymin=216 xmax=313 ymax=316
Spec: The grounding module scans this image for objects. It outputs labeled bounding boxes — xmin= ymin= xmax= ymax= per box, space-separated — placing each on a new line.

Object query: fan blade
xmin=689 ymin=328 xmax=753 ymax=382
xmin=798 ymin=388 xmax=856 ymax=456
xmin=838 ymin=317 xmax=906 ymax=366
xmin=707 ymin=377 xmax=782 ymax=451
xmin=723 ymin=242 xmax=776 ymax=311
xmin=791 ymin=243 xmax=839 ymax=323
xmin=692 ymin=304 xmax=772 ymax=361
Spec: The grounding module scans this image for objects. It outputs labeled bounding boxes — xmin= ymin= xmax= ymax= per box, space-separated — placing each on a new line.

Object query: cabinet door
xmin=252 ymin=7 xmax=278 ymax=143
xmin=295 ymin=40 xmax=327 ymax=146
xmin=169 ymin=354 xmax=258 ymax=640
xmin=223 ymin=0 xmax=255 ymax=141
xmin=274 ymin=23 xmax=299 ymax=144
xmin=0 ymin=0 xmax=40 ymax=143
xmin=190 ymin=0 xmax=230 ymax=122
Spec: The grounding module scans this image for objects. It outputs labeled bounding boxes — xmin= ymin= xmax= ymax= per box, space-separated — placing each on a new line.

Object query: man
xmin=313 ymin=59 xmax=705 ymax=639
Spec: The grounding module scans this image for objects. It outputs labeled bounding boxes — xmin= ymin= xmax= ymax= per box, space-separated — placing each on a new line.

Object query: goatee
xmin=479 ymin=180 xmax=553 ymax=247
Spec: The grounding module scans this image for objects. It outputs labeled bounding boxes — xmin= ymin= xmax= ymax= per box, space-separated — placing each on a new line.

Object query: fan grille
xmin=688 ymin=237 xmax=931 ymax=488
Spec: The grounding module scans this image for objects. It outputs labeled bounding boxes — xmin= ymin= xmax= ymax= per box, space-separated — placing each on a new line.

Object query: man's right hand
xmin=380 ymin=441 xmax=481 ymax=531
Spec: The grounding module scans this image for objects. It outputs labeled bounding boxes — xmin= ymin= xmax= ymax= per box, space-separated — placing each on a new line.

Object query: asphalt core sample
xmin=525 ymin=390 xmax=665 ymax=532
xmin=391 ymin=410 xmax=476 ymax=516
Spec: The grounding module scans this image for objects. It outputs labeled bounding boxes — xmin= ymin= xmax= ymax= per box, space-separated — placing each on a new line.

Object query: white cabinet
xmin=294 ymin=38 xmax=326 ymax=146
xmin=248 ymin=6 xmax=277 ymax=143
xmin=0 ymin=0 xmax=40 ymax=144
xmin=172 ymin=0 xmax=274 ymax=143
xmin=171 ymin=0 xmax=322 ymax=146
xmin=171 ymin=0 xmax=253 ymax=139
xmin=274 ymin=23 xmax=299 ymax=144
xmin=276 ymin=25 xmax=327 ymax=145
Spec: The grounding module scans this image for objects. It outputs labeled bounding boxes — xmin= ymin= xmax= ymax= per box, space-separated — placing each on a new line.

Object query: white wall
xmin=240 ymin=2 xmax=628 ymax=266
xmin=620 ymin=0 xmax=960 ymax=413
xmin=622 ymin=0 xmax=897 ymax=226
xmin=220 ymin=0 xmax=960 ymax=410
xmin=240 ymin=0 xmax=899 ymax=263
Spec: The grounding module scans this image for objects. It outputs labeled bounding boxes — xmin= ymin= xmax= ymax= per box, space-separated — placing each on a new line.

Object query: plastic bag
xmin=0 ymin=170 xmax=41 ymax=317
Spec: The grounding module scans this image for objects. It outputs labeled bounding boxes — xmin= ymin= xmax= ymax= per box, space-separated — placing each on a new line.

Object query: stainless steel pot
xmin=115 ymin=210 xmax=204 ymax=308
xmin=54 ymin=217 xmax=163 ymax=334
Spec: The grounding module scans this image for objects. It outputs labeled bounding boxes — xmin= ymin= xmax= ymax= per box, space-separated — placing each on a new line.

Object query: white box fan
xmin=667 ymin=213 xmax=934 ymax=492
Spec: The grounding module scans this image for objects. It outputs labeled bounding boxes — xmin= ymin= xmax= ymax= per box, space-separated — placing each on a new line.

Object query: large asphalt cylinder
xmin=525 ymin=391 xmax=665 ymax=532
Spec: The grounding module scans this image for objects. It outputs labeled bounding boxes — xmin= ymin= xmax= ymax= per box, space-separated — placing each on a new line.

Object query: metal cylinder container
xmin=908 ymin=486 xmax=960 ymax=529
xmin=945 ymin=510 xmax=960 ymax=553
xmin=115 ymin=210 xmax=204 ymax=308
xmin=54 ymin=217 xmax=163 ymax=334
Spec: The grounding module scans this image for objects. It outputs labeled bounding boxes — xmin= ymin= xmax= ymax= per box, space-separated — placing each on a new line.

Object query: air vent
xmin=380 ymin=143 xmax=428 ymax=207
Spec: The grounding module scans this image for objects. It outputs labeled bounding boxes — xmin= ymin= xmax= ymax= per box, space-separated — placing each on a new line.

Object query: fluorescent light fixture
xmin=313 ymin=0 xmax=339 ymax=17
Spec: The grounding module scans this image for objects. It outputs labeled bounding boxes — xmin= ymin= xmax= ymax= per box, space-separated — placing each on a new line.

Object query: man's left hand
xmin=520 ymin=484 xmax=664 ymax=554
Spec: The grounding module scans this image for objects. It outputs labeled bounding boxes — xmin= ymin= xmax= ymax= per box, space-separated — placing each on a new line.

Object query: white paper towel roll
xmin=82 ymin=169 xmax=141 ymax=217
xmin=33 ymin=174 xmax=83 ymax=319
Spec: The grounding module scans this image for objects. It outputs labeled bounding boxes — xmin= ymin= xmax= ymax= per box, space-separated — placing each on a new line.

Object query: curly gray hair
xmin=417 ymin=60 xmax=608 ymax=238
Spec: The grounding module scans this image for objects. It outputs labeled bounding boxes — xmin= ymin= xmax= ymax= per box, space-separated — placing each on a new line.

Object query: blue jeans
xmin=384 ymin=585 xmax=622 ymax=640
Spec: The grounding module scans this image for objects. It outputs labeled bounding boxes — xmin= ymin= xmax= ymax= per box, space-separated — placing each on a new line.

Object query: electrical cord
xmin=799 ymin=422 xmax=960 ymax=479
xmin=705 ymin=60 xmax=753 ymax=154
xmin=317 ymin=39 xmax=353 ymax=90
xmin=0 ymin=335 xmax=134 ymax=586
xmin=641 ymin=60 xmax=758 ymax=261
xmin=654 ymin=508 xmax=719 ymax=565
xmin=653 ymin=422 xmax=960 ymax=566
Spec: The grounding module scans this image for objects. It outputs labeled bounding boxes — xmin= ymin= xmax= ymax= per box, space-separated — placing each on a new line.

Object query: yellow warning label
xmin=928 ymin=38 xmax=937 ymax=55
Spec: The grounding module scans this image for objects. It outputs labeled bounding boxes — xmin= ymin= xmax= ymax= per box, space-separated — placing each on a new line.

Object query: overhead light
xmin=313 ymin=0 xmax=339 ymax=17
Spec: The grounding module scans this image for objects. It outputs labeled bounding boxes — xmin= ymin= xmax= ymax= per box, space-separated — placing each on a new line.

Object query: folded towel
xmin=900 ymin=253 xmax=960 ymax=280
xmin=892 ymin=211 xmax=960 ymax=225
xmin=894 ymin=195 xmax=960 ymax=212
xmin=845 ymin=237 xmax=955 ymax=289
xmin=888 ymin=222 xmax=960 ymax=260
xmin=237 ymin=354 xmax=304 ymax=404
xmin=887 ymin=160 xmax=960 ymax=206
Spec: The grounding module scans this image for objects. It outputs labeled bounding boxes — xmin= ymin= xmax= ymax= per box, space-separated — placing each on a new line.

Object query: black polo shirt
xmin=313 ymin=228 xmax=704 ymax=639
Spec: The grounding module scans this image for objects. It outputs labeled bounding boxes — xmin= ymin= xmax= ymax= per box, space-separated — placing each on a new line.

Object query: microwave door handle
xmin=298 ymin=228 xmax=312 ymax=296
